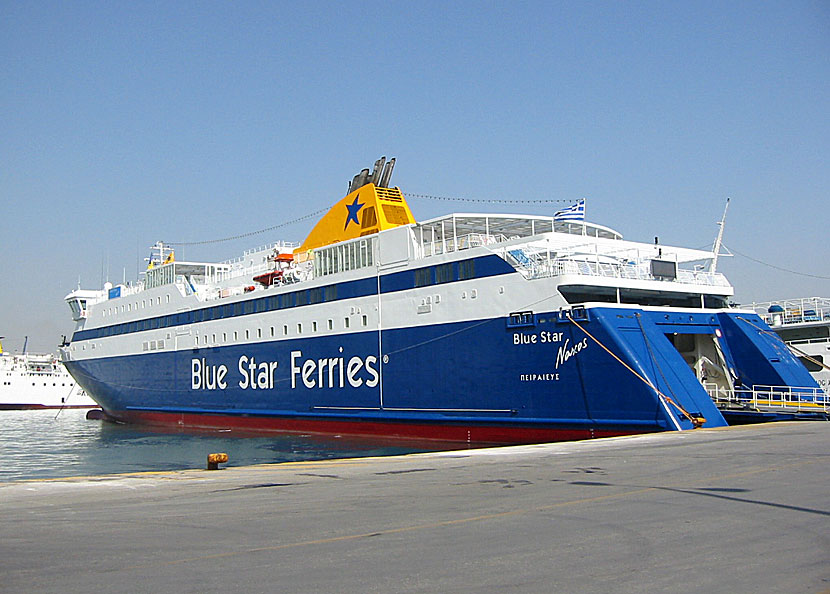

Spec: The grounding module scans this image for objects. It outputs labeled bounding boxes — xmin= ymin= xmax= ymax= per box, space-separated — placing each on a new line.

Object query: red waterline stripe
xmin=110 ymin=410 xmax=653 ymax=446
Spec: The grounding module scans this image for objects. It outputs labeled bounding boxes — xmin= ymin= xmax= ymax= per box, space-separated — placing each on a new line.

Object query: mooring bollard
xmin=207 ymin=452 xmax=228 ymax=470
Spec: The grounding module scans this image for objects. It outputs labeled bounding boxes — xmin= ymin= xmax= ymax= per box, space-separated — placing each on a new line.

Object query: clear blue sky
xmin=2 ymin=1 xmax=828 ymax=353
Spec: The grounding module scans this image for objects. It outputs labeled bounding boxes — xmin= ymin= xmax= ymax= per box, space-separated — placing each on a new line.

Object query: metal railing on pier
xmin=706 ymin=383 xmax=829 ymax=414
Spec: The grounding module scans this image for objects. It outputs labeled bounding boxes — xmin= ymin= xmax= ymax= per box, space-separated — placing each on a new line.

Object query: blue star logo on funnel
xmin=344 ymin=195 xmax=365 ymax=230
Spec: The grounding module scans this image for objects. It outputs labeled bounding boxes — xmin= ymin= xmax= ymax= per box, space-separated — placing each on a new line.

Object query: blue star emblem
xmin=344 ymin=195 xmax=365 ymax=230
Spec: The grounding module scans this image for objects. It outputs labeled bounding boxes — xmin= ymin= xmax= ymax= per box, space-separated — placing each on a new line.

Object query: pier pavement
xmin=1 ymin=422 xmax=828 ymax=593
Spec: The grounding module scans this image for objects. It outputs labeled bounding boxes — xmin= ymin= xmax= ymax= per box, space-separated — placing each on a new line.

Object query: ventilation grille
xmin=376 ymin=187 xmax=403 ymax=202
xmin=382 ymin=204 xmax=410 ymax=225
xmin=361 ymin=206 xmax=378 ymax=229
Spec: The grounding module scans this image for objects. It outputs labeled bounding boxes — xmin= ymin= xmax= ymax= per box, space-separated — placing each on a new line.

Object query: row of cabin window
xmin=103 ymin=295 xmax=168 ymax=317
xmin=94 ymin=286 xmax=341 ymax=338
xmin=100 ymin=259 xmax=477 ymax=321
xmin=414 ymin=261 xmax=475 ymax=288
xmin=192 ymin=315 xmax=369 ymax=345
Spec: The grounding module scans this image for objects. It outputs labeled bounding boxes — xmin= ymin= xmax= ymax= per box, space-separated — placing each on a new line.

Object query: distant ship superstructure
xmin=752 ymin=298 xmax=830 ymax=394
xmin=1 ymin=339 xmax=96 ymax=409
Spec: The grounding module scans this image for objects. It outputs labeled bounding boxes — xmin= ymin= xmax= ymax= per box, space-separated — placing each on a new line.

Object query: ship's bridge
xmin=65 ymin=289 xmax=107 ymax=321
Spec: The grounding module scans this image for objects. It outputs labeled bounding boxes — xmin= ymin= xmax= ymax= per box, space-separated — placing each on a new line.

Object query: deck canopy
xmin=415 ymin=214 xmax=622 ymax=247
xmin=144 ymin=262 xmax=230 ymax=289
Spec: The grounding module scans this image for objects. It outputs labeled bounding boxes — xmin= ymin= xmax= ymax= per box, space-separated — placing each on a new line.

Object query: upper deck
xmin=65 ymin=157 xmax=733 ymax=330
xmin=411 ymin=213 xmax=728 ymax=289
xmin=67 ymin=209 xmax=732 ymax=329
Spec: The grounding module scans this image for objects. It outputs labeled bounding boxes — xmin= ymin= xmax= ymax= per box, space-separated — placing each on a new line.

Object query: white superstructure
xmin=62 ymin=215 xmax=733 ymax=365
xmin=751 ymin=298 xmax=830 ymax=394
xmin=0 ymin=342 xmax=97 ymax=409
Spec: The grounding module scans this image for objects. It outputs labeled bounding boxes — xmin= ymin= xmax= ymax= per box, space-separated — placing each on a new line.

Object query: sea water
xmin=0 ymin=409 xmax=437 ymax=482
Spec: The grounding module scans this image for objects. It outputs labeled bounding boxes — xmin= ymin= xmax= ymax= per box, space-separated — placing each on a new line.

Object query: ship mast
xmin=710 ymin=198 xmax=730 ymax=273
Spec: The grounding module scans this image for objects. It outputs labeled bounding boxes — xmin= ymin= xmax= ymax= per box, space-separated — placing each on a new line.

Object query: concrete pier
xmin=2 ymin=422 xmax=828 ymax=593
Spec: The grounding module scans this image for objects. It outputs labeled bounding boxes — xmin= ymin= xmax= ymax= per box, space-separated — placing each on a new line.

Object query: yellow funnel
xmin=295 ymin=183 xmax=416 ymax=255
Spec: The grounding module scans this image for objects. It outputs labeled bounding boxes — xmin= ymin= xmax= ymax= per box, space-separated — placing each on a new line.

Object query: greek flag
xmin=553 ymin=199 xmax=585 ymax=221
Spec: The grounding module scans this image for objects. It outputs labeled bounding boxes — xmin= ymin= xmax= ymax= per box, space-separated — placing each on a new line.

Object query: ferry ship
xmin=1 ymin=339 xmax=96 ymax=409
xmin=60 ymin=158 xmax=820 ymax=444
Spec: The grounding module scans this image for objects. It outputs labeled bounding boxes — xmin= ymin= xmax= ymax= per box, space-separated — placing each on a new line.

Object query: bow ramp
xmin=568 ymin=306 xmax=823 ymax=430
xmin=558 ymin=306 xmax=727 ymax=431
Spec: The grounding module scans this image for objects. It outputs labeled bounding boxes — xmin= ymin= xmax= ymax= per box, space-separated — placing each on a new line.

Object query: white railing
xmin=751 ymin=297 xmax=830 ymax=326
xmin=222 ymin=241 xmax=299 ymax=266
xmin=788 ymin=336 xmax=830 ymax=347
xmin=706 ymin=383 xmax=829 ymax=413
xmin=503 ymin=252 xmax=731 ymax=287
xmin=213 ymin=261 xmax=277 ymax=284
xmin=113 ymin=282 xmax=144 ymax=298
xmin=420 ymin=233 xmax=509 ymax=257
xmin=198 ymin=262 xmax=312 ymax=301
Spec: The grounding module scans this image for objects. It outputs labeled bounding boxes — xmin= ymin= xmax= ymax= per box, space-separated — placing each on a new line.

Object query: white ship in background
xmin=751 ymin=298 xmax=830 ymax=394
xmin=0 ymin=338 xmax=97 ymax=409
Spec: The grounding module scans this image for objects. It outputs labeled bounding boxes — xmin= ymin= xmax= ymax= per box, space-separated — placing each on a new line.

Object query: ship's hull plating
xmin=71 ymin=305 xmax=819 ymax=444
xmin=66 ymin=305 xmax=820 ymax=444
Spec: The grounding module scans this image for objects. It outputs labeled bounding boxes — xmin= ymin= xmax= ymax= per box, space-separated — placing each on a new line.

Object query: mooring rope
xmin=565 ymin=312 xmax=705 ymax=428
xmin=53 ymin=384 xmax=77 ymax=420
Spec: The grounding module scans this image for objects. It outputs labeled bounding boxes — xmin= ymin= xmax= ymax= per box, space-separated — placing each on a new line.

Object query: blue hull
xmin=65 ymin=307 xmax=819 ymax=444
